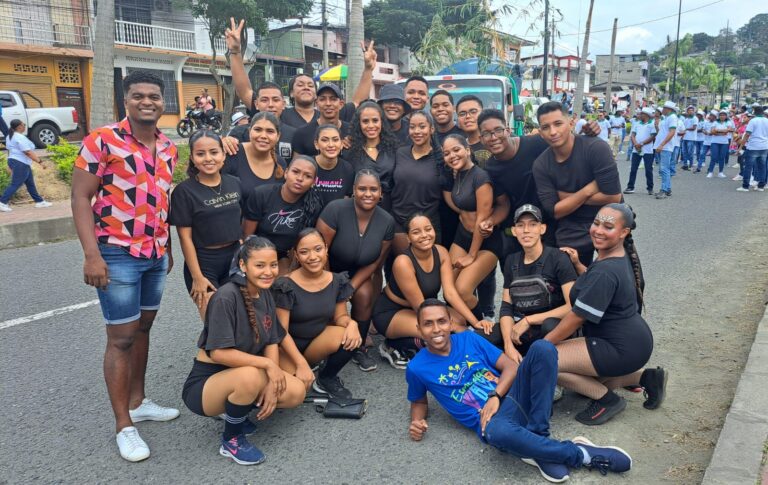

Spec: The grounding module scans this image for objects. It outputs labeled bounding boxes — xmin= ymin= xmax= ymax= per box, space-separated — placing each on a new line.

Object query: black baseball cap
xmin=514 ymin=204 xmax=543 ymax=223
xmin=317 ymin=82 xmax=344 ymax=99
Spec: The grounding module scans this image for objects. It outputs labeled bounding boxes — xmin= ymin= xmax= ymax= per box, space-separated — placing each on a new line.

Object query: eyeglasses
xmin=480 ymin=127 xmax=506 ymax=140
xmin=457 ymin=108 xmax=480 ymax=118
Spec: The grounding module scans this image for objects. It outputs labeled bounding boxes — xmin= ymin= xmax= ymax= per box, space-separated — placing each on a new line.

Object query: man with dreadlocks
xmin=542 ymin=203 xmax=667 ymax=426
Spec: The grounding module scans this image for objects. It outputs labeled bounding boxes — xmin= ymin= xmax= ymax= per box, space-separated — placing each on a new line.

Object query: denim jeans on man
xmin=741 ymin=149 xmax=768 ymax=189
xmin=627 ymin=153 xmax=654 ymax=192
xmin=697 ymin=144 xmax=710 ymax=170
xmin=0 ymin=158 xmax=44 ymax=204
xmin=659 ymin=150 xmax=674 ymax=193
xmin=681 ymin=140 xmax=696 ymax=167
xmin=708 ymin=143 xmax=729 ymax=174
xmin=670 ymin=146 xmax=679 ymax=176
xmin=483 ymin=340 xmax=583 ymax=468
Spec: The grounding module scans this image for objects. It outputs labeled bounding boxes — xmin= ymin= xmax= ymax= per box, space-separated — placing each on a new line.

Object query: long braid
xmin=300 ymin=186 xmax=322 ymax=227
xmin=238 ymin=285 xmax=261 ymax=344
xmin=624 ymin=233 xmax=645 ymax=312
xmin=236 ymin=235 xmax=277 ymax=344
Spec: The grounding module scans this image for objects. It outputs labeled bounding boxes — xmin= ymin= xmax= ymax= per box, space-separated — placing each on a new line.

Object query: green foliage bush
xmin=174 ymin=143 xmax=190 ymax=185
xmin=0 ymin=151 xmax=10 ymax=192
xmin=46 ymin=138 xmax=80 ymax=184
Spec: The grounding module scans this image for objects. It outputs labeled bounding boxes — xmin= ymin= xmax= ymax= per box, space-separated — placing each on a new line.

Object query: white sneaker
xmin=736 ymin=187 xmax=750 ymax=192
xmin=553 ymin=385 xmax=564 ymax=402
xmin=0 ymin=202 xmax=11 ymax=212
xmin=129 ymin=398 xmax=180 ymax=423
xmin=34 ymin=200 xmax=52 ymax=208
xmin=757 ymin=187 xmax=765 ymax=192
xmin=733 ymin=175 xmax=743 ymax=181
xmin=116 ymin=426 xmax=150 ymax=462
xmin=717 ymin=172 xmax=727 ymax=178
xmin=750 ymin=178 xmax=758 ymax=187
xmin=706 ymin=173 xmax=713 ymax=178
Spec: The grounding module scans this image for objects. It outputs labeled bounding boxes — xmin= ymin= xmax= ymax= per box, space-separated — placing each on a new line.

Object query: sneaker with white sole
xmin=718 ymin=172 xmax=727 ymax=178
xmin=736 ymin=187 xmax=750 ymax=192
xmin=733 ymin=175 xmax=743 ymax=181
xmin=572 ymin=436 xmax=632 ymax=474
xmin=116 ymin=426 xmax=150 ymax=462
xmin=219 ymin=434 xmax=266 ymax=465
xmin=378 ymin=342 xmax=409 ymax=369
xmin=351 ymin=347 xmax=378 ymax=372
xmin=521 ymin=458 xmax=570 ymax=483
xmin=0 ymin=202 xmax=11 ymax=212
xmin=706 ymin=172 xmax=713 ymax=178
xmin=34 ymin=200 xmax=52 ymax=208
xmin=129 ymin=398 xmax=180 ymax=423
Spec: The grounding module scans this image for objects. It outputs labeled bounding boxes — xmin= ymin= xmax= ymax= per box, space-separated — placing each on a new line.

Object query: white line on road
xmin=0 ymin=300 xmax=100 ymax=330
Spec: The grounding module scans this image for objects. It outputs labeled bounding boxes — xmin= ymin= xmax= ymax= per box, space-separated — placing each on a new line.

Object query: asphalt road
xmin=2 ymin=155 xmax=767 ymax=483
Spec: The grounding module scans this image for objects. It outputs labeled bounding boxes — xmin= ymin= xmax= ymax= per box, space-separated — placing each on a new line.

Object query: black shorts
xmin=181 ymin=359 xmax=229 ymax=416
xmin=452 ymin=224 xmax=503 ymax=259
xmin=371 ymin=292 xmax=407 ymax=336
xmin=586 ymin=317 xmax=653 ymax=377
xmin=183 ymin=243 xmax=238 ymax=293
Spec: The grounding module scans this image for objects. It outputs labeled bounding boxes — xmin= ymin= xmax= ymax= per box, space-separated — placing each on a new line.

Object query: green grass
xmin=0 ymin=151 xmax=10 ymax=192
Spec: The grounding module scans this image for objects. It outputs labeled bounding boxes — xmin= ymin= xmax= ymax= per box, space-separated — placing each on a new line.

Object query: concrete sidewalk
xmin=0 ymin=200 xmax=75 ymax=249
xmin=702 ymin=303 xmax=768 ymax=484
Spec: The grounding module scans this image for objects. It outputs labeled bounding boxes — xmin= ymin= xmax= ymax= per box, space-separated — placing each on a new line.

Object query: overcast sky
xmin=505 ymin=0 xmax=764 ymax=59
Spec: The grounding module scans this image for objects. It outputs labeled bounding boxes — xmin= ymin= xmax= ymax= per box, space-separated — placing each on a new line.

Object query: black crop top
xmin=388 ymin=246 xmax=442 ymax=301
xmin=272 ymin=272 xmax=355 ymax=340
xmin=169 ymin=174 xmax=242 ymax=248
xmin=446 ymin=165 xmax=494 ymax=212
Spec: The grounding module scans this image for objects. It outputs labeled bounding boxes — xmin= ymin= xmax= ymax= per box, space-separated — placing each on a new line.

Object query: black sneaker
xmin=647 ymin=190 xmax=654 ymax=195
xmin=640 ymin=367 xmax=668 ymax=410
xmin=313 ymin=375 xmax=353 ymax=399
xmin=623 ymin=188 xmax=635 ymax=194
xmin=572 ymin=436 xmax=632 ymax=474
xmin=351 ymin=347 xmax=378 ymax=372
xmin=575 ymin=395 xmax=626 ymax=425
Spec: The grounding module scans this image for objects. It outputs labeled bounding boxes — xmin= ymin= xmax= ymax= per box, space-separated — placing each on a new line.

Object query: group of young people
xmin=70 ymin=19 xmax=669 ymax=481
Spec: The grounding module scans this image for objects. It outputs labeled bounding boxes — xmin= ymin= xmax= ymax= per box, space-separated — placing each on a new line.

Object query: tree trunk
xmin=347 ymin=0 xmax=365 ymax=99
xmin=572 ymin=0 xmax=594 ymax=118
xmin=90 ymin=0 xmax=115 ymax=128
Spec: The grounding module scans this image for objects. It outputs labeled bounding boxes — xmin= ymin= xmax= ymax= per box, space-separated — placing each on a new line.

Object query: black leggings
xmin=183 ymin=243 xmax=238 ymax=293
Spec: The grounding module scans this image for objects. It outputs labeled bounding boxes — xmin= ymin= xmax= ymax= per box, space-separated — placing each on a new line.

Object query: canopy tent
xmin=315 ymin=64 xmax=348 ymax=82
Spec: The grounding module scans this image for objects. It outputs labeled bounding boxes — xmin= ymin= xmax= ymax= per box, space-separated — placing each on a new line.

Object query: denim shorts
xmin=96 ymin=243 xmax=168 ymax=325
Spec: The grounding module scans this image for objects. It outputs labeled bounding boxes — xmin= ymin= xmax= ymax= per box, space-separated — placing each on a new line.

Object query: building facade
xmin=521 ymin=54 xmax=592 ymax=95
xmin=593 ymin=53 xmax=648 ymax=88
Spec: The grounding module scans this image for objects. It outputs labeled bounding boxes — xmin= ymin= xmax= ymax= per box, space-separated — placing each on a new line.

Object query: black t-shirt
xmin=244 ymin=184 xmax=309 ymax=255
xmin=533 ymin=136 xmax=621 ymax=250
xmin=392 ymin=118 xmax=410 ymax=144
xmin=391 ymin=146 xmax=445 ymax=225
xmin=280 ymin=107 xmax=319 ymax=129
xmin=570 ymin=255 xmax=647 ymax=340
xmin=223 ymin=148 xmax=286 ymax=208
xmin=197 ymin=279 xmax=285 ymax=356
xmin=486 ymin=135 xmax=549 ymax=217
xmin=435 ymin=125 xmax=465 ymax=147
xmin=445 ymin=165 xmax=494 ymax=212
xmin=273 ymin=272 xmax=355 ymax=340
xmin=503 ymin=246 xmax=577 ymax=314
xmin=314 ymin=158 xmax=354 ymax=206
xmin=347 ymin=148 xmax=396 ymax=194
xmin=470 ymin=140 xmax=493 ymax=169
xmin=292 ymin=120 xmax=352 ymax=157
xmin=319 ymin=198 xmax=395 ymax=273
xmin=229 ymin=123 xmax=295 ymax=160
xmin=168 ymin=175 xmax=242 ymax=248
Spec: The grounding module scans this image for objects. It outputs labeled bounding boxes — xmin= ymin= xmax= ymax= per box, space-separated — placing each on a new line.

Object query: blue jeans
xmin=659 ymin=150 xmax=674 ymax=193
xmin=0 ymin=158 xmax=44 ymax=204
xmin=96 ymin=244 xmax=169 ymax=324
xmin=670 ymin=146 xmax=680 ymax=175
xmin=0 ymin=116 xmax=8 ymax=137
xmin=742 ymin=149 xmax=768 ymax=189
xmin=698 ymin=144 xmax=710 ymax=170
xmin=618 ymin=130 xmax=627 ymax=153
xmin=709 ymin=143 xmax=728 ymax=174
xmin=681 ymin=140 xmax=696 ymax=167
xmin=483 ymin=341 xmax=583 ymax=468
xmin=627 ymin=152 xmax=654 ymax=192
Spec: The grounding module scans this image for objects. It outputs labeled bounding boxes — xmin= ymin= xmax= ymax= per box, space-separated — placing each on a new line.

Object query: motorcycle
xmin=176 ymin=106 xmax=223 ymax=137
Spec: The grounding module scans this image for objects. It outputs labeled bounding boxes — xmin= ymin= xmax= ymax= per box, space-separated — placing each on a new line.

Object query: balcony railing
xmin=115 ymin=20 xmax=195 ymax=52
xmin=0 ymin=23 xmax=91 ymax=49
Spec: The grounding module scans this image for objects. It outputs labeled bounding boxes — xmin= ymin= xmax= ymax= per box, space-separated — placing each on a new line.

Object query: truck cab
xmin=0 ymin=91 xmax=79 ymax=148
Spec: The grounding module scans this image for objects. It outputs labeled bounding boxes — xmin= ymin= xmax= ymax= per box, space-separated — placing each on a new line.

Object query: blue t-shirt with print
xmin=406 ymin=331 xmax=502 ymax=437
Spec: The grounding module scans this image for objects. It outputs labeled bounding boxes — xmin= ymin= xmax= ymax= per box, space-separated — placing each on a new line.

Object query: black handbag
xmin=317 ymin=397 xmax=368 ymax=419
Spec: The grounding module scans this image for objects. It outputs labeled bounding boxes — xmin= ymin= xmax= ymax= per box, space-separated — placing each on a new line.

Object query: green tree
xmin=737 ymin=13 xmax=768 ymax=48
xmin=690 ymin=32 xmax=714 ymax=53
xmin=185 ymin=0 xmax=312 ymax=128
xmin=364 ymin=0 xmax=437 ymax=51
xmin=678 ymin=58 xmax=703 ymax=103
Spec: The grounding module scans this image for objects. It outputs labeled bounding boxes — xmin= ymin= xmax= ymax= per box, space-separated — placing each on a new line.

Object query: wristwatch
xmin=488 ymin=390 xmax=503 ymax=402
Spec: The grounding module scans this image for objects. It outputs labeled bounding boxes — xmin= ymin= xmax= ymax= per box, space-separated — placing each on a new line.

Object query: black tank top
xmin=389 ymin=246 xmax=442 ymax=300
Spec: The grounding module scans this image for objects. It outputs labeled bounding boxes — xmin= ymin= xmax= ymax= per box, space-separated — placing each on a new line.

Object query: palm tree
xmin=347 ymin=0 xmax=365 ymax=97
xmin=572 ymin=0 xmax=594 ymax=118
xmin=678 ymin=58 xmax=702 ymax=104
xmin=90 ymin=0 xmax=116 ymax=127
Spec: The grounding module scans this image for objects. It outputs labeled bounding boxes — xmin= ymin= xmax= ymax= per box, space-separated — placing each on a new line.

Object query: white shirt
xmin=672 ymin=118 xmax=684 ymax=148
xmin=6 ymin=132 xmax=36 ymax=165
xmin=745 ymin=116 xmax=768 ymax=151
xmin=655 ymin=114 xmax=678 ymax=152
xmin=701 ymin=119 xmax=713 ymax=145
xmin=609 ymin=115 xmax=625 ymax=130
xmin=631 ymin=120 xmax=657 ymax=155
xmin=574 ymin=118 xmax=587 ymax=135
xmin=710 ymin=119 xmax=734 ymax=145
xmin=597 ymin=119 xmax=611 ymax=141
xmin=682 ymin=115 xmax=698 ymax=141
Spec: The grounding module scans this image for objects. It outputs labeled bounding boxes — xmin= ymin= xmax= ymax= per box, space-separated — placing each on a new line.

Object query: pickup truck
xmin=0 ymin=90 xmax=79 ymax=148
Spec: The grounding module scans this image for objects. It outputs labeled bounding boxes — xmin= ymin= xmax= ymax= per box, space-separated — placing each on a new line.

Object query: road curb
xmin=0 ymin=215 xmax=76 ymax=249
xmin=702 ymin=303 xmax=768 ymax=484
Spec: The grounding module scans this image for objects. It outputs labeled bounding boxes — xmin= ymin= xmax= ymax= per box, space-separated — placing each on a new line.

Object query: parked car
xmin=0 ymin=90 xmax=79 ymax=148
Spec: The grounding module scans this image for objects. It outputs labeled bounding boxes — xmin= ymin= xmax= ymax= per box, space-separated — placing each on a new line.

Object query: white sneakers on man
xmin=34 ymin=200 xmax=52 ymax=208
xmin=116 ymin=426 xmax=150 ymax=462
xmin=129 ymin=398 xmax=180 ymax=422
xmin=0 ymin=202 xmax=11 ymax=212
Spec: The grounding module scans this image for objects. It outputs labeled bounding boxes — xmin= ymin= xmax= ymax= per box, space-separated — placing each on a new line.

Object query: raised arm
xmin=351 ymin=40 xmax=377 ymax=107
xmin=225 ymin=18 xmax=255 ymax=109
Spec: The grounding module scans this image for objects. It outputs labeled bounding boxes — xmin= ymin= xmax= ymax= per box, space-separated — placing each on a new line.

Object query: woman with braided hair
xmin=181 ymin=236 xmax=305 ymax=465
xmin=243 ymin=156 xmax=323 ymax=274
xmin=544 ymin=203 xmax=666 ymax=426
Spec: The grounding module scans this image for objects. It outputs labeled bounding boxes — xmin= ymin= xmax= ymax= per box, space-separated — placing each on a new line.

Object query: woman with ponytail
xmin=544 ymin=203 xmax=666 ymax=426
xmin=243 ymin=156 xmax=321 ymax=274
xmin=181 ymin=236 xmax=304 ymax=466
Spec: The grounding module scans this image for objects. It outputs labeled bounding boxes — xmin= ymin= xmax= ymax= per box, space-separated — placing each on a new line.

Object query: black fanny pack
xmin=507 ymin=247 xmax=563 ymax=314
xmin=306 ymin=395 xmax=368 ymax=419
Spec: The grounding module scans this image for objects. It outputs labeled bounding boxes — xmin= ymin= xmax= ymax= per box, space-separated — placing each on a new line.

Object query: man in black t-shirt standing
xmin=291 ymin=83 xmax=352 ymax=157
xmin=430 ymin=90 xmax=464 ymax=145
xmin=532 ymin=102 xmax=621 ymax=266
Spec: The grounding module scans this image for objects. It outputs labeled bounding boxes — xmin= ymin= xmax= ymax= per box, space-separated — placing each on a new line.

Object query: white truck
xmin=0 ymin=90 xmax=79 ymax=148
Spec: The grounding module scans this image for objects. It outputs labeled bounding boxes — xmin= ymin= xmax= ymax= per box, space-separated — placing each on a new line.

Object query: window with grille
xmin=57 ymin=61 xmax=81 ymax=84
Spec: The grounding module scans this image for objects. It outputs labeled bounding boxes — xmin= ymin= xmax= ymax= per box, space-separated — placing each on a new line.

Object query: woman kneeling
xmin=181 ymin=237 xmax=305 ymax=465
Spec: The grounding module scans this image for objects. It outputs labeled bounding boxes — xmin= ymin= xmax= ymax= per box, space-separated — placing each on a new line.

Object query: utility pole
xmin=605 ymin=18 xmax=617 ymax=111
xmin=321 ymin=0 xmax=329 ymax=69
xmin=670 ymin=0 xmax=682 ymax=101
xmin=541 ymin=0 xmax=549 ymax=96
xmin=573 ymin=0 xmax=595 ymax=118
xmin=720 ymin=20 xmax=729 ymax=105
xmin=551 ymin=15 xmax=556 ymax=92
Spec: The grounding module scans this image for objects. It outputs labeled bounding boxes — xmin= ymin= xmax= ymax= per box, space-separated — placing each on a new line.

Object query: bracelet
xmin=230 ymin=50 xmax=241 ymax=55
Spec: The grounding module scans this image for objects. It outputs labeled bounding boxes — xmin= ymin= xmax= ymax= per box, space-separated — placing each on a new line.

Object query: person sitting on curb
xmin=406 ymin=298 xmax=633 ymax=483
